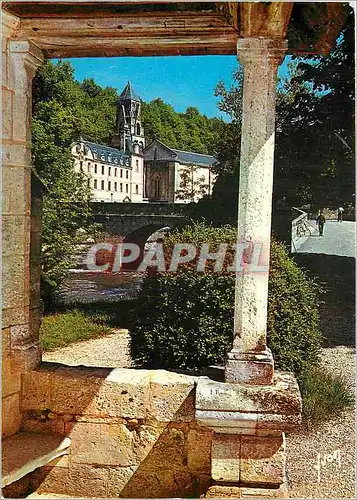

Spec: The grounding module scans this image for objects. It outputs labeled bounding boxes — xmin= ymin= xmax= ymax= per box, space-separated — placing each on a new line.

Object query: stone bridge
xmin=91 ymin=202 xmax=191 ymax=241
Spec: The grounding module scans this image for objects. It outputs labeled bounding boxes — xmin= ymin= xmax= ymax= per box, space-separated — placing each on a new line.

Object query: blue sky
xmin=62 ymin=55 xmax=293 ymax=119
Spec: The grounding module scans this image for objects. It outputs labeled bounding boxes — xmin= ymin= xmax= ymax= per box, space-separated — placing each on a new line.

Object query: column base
xmin=225 ymin=348 xmax=274 ymax=385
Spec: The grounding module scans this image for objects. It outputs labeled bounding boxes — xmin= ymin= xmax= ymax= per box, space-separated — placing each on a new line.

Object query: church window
xmin=126 ymin=184 xmax=129 ymax=193
xmin=136 ymin=123 xmax=141 ymax=135
xmin=94 ymin=179 xmax=97 ymax=189
xmin=115 ymin=168 xmax=117 ymax=177
xmin=80 ymin=161 xmax=83 ymax=171
xmin=94 ymin=164 xmax=97 ymax=173
xmin=125 ymin=170 xmax=129 ymax=179
xmin=120 ymin=169 xmax=123 ymax=178
xmin=114 ymin=182 xmax=117 ymax=191
xmin=120 ymin=183 xmax=123 ymax=193
xmin=87 ymin=163 xmax=91 ymax=172
xmin=102 ymin=165 xmax=105 ymax=175
xmin=108 ymin=181 xmax=111 ymax=191
xmin=109 ymin=167 xmax=111 ymax=176
xmin=101 ymin=180 xmax=104 ymax=190
xmin=135 ymin=185 xmax=139 ymax=194
xmin=136 ymin=160 xmax=139 ymax=171
xmin=87 ymin=179 xmax=90 ymax=188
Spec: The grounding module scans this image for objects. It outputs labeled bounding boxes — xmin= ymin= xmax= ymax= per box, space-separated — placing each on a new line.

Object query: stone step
xmin=2 ymin=432 xmax=71 ymax=488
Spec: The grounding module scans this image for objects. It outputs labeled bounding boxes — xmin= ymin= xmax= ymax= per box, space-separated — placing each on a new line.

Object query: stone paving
xmin=297 ymin=221 xmax=355 ymax=258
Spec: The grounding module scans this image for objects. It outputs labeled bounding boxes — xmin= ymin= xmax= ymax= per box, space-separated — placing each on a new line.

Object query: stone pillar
xmin=2 ymin=11 xmax=44 ymax=437
xmin=225 ymin=38 xmax=287 ymax=385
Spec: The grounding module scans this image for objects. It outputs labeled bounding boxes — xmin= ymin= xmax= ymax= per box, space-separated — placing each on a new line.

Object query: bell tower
xmin=111 ymin=82 xmax=145 ymax=153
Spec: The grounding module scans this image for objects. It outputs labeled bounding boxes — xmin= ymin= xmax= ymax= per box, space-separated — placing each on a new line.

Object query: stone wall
xmin=19 ymin=364 xmax=212 ymax=498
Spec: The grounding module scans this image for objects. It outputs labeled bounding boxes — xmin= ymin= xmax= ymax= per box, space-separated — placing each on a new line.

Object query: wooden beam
xmin=313 ymin=2 xmax=348 ymax=55
xmin=239 ymin=1 xmax=293 ymax=38
xmin=12 ymin=10 xmax=238 ymax=57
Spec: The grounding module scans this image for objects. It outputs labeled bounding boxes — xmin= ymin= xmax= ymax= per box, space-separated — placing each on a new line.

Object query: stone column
xmin=225 ymin=38 xmax=287 ymax=385
xmin=2 ymin=12 xmax=44 ymax=437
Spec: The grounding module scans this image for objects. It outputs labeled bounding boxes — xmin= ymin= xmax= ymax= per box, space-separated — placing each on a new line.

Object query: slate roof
xmin=144 ymin=139 xmax=216 ymax=168
xmin=119 ymin=82 xmax=141 ymax=102
xmin=79 ymin=140 xmax=131 ymax=168
xmin=171 ymin=148 xmax=216 ymax=168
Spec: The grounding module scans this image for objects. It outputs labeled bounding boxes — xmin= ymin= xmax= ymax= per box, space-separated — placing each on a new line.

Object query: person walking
xmin=316 ymin=211 xmax=326 ymax=236
xmin=337 ymin=206 xmax=344 ymax=222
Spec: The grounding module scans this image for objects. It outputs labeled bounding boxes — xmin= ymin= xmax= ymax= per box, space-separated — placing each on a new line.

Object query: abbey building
xmin=72 ymin=82 xmax=216 ymax=203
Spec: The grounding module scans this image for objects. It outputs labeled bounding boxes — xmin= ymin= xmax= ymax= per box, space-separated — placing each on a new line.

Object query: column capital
xmin=237 ymin=37 xmax=287 ymax=66
xmin=9 ymin=40 xmax=44 ymax=75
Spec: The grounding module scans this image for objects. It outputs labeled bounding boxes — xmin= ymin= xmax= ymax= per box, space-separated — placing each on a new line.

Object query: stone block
xmin=240 ymin=435 xmax=285 ymax=486
xmin=205 ymin=485 xmax=286 ymax=498
xmin=51 ymin=367 xmax=151 ymax=418
xmin=21 ymin=367 xmax=53 ymax=411
xmin=30 ymin=464 xmax=108 ymax=498
xmin=45 ymin=455 xmax=70 ymax=468
xmin=2 ymin=357 xmax=21 ymax=398
xmin=138 ymin=423 xmax=188 ymax=471
xmin=2 ymin=305 xmax=29 ymax=329
xmin=21 ymin=414 xmax=65 ymax=436
xmin=11 ymin=341 xmax=41 ymax=373
xmin=120 ymin=469 xmax=200 ymax=498
xmin=187 ymin=429 xmax=212 ymax=473
xmin=2 ymin=253 xmax=27 ymax=310
xmin=2 ymin=327 xmax=11 ymax=357
xmin=2 ymin=165 xmax=31 ymax=216
xmin=10 ymin=323 xmax=31 ymax=346
xmin=107 ymin=466 xmax=137 ymax=497
xmin=148 ymin=370 xmax=196 ymax=422
xmin=211 ymin=433 xmax=241 ymax=483
xmin=2 ymin=89 xmax=13 ymax=140
xmin=68 ymin=422 xmax=136 ymax=466
xmin=2 ymin=215 xmax=30 ymax=257
xmin=2 ymin=392 xmax=22 ymax=438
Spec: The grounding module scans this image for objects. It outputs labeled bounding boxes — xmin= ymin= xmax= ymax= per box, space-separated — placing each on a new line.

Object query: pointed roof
xmin=119 ymin=81 xmax=141 ymax=102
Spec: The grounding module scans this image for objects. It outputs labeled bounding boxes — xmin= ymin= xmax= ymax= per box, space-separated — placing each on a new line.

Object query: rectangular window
xmin=87 ymin=179 xmax=90 ymax=188
xmin=120 ymin=169 xmax=123 ymax=178
xmin=136 ymin=160 xmax=139 ymax=171
xmin=115 ymin=168 xmax=117 ymax=177
xmin=88 ymin=162 xmax=91 ymax=172
xmin=126 ymin=184 xmax=129 ymax=193
xmin=79 ymin=161 xmax=83 ymax=171
xmin=94 ymin=179 xmax=97 ymax=189
xmin=125 ymin=170 xmax=129 ymax=179
xmin=108 ymin=181 xmax=111 ymax=191
xmin=102 ymin=165 xmax=105 ymax=175
xmin=109 ymin=167 xmax=111 ymax=176
xmin=101 ymin=180 xmax=104 ymax=190
xmin=120 ymin=183 xmax=123 ymax=193
xmin=135 ymin=185 xmax=139 ymax=194
xmin=94 ymin=164 xmax=97 ymax=173
xmin=114 ymin=182 xmax=117 ymax=191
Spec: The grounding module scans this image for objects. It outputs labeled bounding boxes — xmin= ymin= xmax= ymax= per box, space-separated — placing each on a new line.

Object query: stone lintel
xmin=195 ymin=371 xmax=301 ymax=434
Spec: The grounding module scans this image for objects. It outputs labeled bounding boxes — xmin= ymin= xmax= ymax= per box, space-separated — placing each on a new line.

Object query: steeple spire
xmin=111 ymin=82 xmax=145 ymax=152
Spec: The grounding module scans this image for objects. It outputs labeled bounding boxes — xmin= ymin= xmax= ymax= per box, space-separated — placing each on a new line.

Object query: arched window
xmin=136 ymin=123 xmax=141 ymax=135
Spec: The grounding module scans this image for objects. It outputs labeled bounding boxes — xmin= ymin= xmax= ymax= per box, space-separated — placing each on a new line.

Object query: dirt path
xmin=286 ymin=346 xmax=356 ymax=499
xmin=42 ymin=329 xmax=132 ymax=368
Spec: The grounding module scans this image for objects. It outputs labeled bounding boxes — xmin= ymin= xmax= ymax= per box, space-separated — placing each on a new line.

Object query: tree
xmin=32 ymin=60 xmax=120 ymax=307
xmin=175 ymin=165 xmax=210 ymax=202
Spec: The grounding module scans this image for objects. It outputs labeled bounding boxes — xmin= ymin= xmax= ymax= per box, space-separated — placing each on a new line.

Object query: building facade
xmin=72 ymin=82 xmax=216 ymax=203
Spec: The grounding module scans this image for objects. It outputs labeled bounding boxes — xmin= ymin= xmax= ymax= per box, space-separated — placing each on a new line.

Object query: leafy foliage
xmin=131 ymin=222 xmax=322 ymax=375
xmin=32 ymin=61 xmax=118 ymax=306
xmin=141 ymin=99 xmax=222 ymax=154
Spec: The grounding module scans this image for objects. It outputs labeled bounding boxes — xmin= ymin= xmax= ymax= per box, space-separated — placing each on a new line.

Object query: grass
xmin=299 ymin=367 xmax=355 ymax=431
xmin=40 ymin=309 xmax=113 ymax=351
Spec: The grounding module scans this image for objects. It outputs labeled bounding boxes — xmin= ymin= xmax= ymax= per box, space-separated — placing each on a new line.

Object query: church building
xmin=72 ymin=82 xmax=216 ymax=203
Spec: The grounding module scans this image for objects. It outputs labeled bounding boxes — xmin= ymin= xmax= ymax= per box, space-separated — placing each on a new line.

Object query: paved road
xmin=297 ymin=221 xmax=355 ymax=257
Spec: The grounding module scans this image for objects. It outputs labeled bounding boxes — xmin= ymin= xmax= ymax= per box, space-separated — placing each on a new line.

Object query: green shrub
xmin=131 ymin=222 xmax=323 ymax=375
xmin=40 ymin=309 xmax=112 ymax=351
xmin=299 ymin=368 xmax=355 ymax=430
